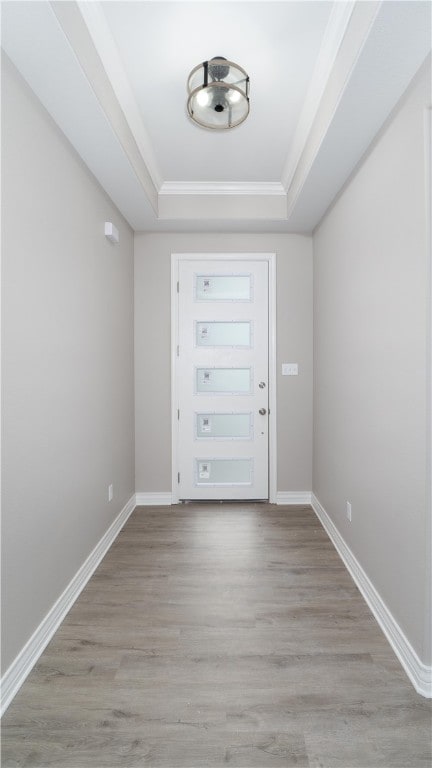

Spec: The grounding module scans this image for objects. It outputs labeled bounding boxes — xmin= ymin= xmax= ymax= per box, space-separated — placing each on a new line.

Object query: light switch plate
xmin=282 ymin=363 xmax=298 ymax=376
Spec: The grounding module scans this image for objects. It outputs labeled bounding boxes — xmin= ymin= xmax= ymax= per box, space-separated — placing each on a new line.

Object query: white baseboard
xmin=137 ymin=492 xmax=312 ymax=506
xmin=311 ymin=493 xmax=432 ymax=698
xmin=135 ymin=492 xmax=173 ymax=506
xmin=0 ymin=494 xmax=136 ymax=716
xmin=276 ymin=492 xmax=312 ymax=505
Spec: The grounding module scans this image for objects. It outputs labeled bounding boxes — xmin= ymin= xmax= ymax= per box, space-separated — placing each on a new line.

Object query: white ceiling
xmin=1 ymin=1 xmax=431 ymax=233
xmin=102 ymin=1 xmax=332 ymax=183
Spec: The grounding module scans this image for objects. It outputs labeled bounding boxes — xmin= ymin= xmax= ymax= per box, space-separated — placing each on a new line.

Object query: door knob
xmin=259 ymin=381 xmax=266 ymax=389
xmin=259 ymin=408 xmax=267 ymax=415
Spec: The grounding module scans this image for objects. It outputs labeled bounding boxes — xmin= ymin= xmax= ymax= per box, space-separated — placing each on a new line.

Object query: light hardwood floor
xmin=2 ymin=504 xmax=431 ymax=767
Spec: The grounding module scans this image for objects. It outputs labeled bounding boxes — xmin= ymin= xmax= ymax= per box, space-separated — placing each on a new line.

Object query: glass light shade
xmin=187 ymin=57 xmax=250 ymax=130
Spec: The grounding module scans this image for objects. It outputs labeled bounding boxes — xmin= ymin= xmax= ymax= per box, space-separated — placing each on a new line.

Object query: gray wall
xmin=4 ymin=43 xmax=429 ymax=690
xmin=1 ymin=56 xmax=135 ymax=674
xmin=135 ymin=233 xmax=313 ymax=494
xmin=313 ymin=61 xmax=431 ymax=664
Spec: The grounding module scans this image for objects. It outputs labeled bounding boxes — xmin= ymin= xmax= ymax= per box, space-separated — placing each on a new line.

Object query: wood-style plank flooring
xmin=2 ymin=504 xmax=431 ymax=767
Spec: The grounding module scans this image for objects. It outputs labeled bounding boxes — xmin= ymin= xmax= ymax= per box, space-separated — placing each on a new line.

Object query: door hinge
xmin=178 ymin=472 xmax=180 ymax=483
xmin=177 ymin=409 xmax=180 ymax=420
xmin=177 ymin=345 xmax=179 ymax=356
xmin=177 ymin=281 xmax=179 ymax=293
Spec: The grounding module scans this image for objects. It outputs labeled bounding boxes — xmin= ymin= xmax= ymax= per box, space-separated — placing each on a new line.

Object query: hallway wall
xmin=1 ymin=56 xmax=135 ymax=674
xmin=313 ymin=60 xmax=431 ymax=666
xmin=134 ymin=233 xmax=313 ymax=496
xmin=2 ymin=46 xmax=430 ymax=704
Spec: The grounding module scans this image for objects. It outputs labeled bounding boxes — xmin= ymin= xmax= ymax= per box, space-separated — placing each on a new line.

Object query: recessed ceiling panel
xmin=3 ymin=0 xmax=429 ymax=232
xmin=102 ymin=1 xmax=332 ymax=183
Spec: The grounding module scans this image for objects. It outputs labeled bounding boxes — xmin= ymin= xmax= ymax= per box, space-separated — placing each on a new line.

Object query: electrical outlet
xmin=108 ymin=484 xmax=113 ymax=502
xmin=346 ymin=501 xmax=352 ymax=522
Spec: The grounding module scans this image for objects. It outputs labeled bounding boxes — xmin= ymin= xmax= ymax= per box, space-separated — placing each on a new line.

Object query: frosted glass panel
xmin=196 ymin=321 xmax=251 ymax=347
xmin=196 ymin=413 xmax=252 ymax=439
xmin=196 ymin=368 xmax=251 ymax=394
xmin=195 ymin=275 xmax=251 ymax=301
xmin=196 ymin=458 xmax=253 ymax=485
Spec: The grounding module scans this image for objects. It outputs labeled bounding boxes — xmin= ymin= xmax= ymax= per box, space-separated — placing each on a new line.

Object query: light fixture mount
xmin=187 ymin=57 xmax=250 ymax=130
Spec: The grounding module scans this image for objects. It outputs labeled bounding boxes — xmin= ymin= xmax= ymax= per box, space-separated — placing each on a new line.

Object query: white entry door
xmin=175 ymin=259 xmax=269 ymax=500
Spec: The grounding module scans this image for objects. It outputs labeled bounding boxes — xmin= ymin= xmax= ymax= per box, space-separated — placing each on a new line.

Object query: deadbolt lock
xmin=259 ymin=408 xmax=267 ymax=415
xmin=259 ymin=381 xmax=266 ymax=389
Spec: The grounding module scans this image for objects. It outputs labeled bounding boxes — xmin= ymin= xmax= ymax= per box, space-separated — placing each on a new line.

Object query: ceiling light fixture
xmin=187 ymin=57 xmax=250 ymax=130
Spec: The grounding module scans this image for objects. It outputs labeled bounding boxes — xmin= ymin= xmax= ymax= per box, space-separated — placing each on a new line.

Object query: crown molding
xmin=50 ymin=1 xmax=159 ymax=213
xmin=6 ymin=1 xmax=428 ymax=232
xmin=285 ymin=0 xmax=381 ymax=215
xmin=2 ymin=2 xmax=157 ymax=230
xmin=281 ymin=1 xmax=356 ymax=191
xmin=76 ymin=1 xmax=162 ymax=192
xmin=159 ymin=181 xmax=286 ymax=197
xmin=158 ymin=189 xmax=287 ymax=220
xmin=158 ymin=181 xmax=288 ymax=219
xmin=287 ymin=2 xmax=431 ymax=231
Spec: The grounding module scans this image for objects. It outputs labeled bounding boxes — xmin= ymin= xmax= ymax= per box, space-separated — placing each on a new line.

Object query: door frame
xmin=171 ymin=252 xmax=277 ymax=504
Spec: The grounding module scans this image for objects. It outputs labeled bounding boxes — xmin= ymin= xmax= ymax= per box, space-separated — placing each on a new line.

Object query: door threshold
xmin=180 ymin=498 xmax=269 ymax=504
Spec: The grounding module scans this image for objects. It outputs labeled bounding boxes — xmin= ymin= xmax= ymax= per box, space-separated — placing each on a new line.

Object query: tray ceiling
xmin=2 ymin=1 xmax=430 ymax=232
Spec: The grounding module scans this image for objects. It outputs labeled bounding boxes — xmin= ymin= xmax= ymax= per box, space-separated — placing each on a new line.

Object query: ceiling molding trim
xmin=287 ymin=4 xmax=431 ymax=232
xmin=49 ymin=0 xmax=159 ymax=214
xmin=76 ymin=1 xmax=163 ymax=191
xmin=159 ymin=181 xmax=286 ymax=197
xmin=285 ymin=0 xmax=381 ymax=218
xmin=1 ymin=3 xmax=156 ymax=231
xmin=281 ymin=0 xmax=356 ymax=192
xmin=158 ymin=191 xmax=287 ymax=220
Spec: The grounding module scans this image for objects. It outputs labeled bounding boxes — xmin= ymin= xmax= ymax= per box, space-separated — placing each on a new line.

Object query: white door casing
xmin=171 ymin=254 xmax=277 ymax=502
